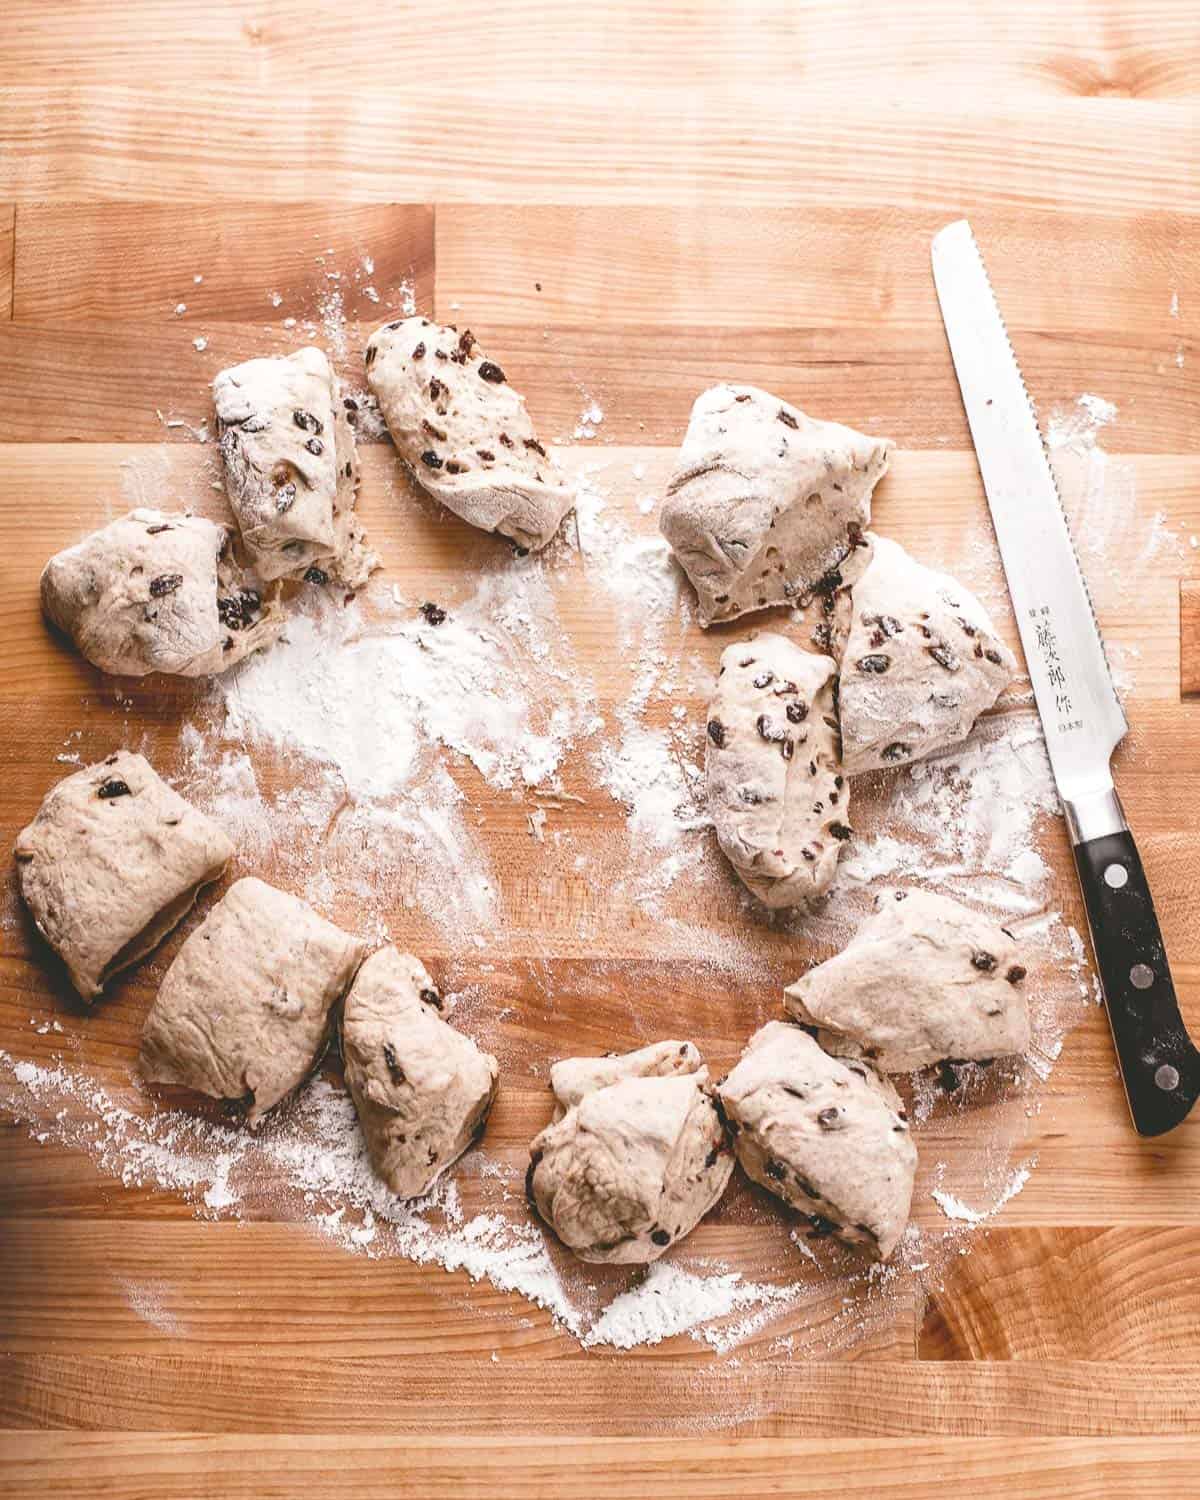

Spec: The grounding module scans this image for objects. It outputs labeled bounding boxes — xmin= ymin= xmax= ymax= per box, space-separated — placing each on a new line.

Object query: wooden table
xmin=1 ymin=2 xmax=1198 ymax=1494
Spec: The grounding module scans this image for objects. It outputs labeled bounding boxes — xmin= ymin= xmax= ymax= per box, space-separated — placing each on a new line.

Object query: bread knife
xmin=931 ymin=218 xmax=1199 ymax=1136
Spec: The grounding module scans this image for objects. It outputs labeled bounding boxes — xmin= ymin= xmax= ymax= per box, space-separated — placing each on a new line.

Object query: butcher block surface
xmin=1 ymin=2 xmax=1199 ymax=1495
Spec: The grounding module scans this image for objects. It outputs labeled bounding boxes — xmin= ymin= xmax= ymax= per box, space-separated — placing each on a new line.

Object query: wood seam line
xmin=7 ymin=203 xmax=14 ymax=321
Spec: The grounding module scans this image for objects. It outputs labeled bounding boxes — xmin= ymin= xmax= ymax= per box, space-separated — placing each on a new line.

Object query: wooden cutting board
xmin=1 ymin=2 xmax=1199 ymax=1495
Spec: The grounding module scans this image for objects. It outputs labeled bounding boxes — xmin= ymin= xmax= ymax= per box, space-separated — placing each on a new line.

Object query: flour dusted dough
xmin=527 ymin=1041 xmax=733 ymax=1264
xmin=40 ymin=508 xmax=283 ymax=678
xmin=716 ymin=1021 xmax=916 ymax=1260
xmin=785 ymin=887 xmax=1030 ymax=1072
xmin=365 ymin=317 xmax=573 ymax=552
xmin=214 ymin=347 xmax=377 ymax=586
xmin=140 ymin=877 xmax=366 ymax=1121
xmin=341 ymin=946 xmax=499 ymax=1199
xmin=14 ymin=752 xmax=233 ymax=1001
xmin=706 ymin=633 xmax=848 ymax=909
xmin=659 ymin=385 xmax=892 ymax=627
xmin=838 ymin=534 xmax=1016 ymax=773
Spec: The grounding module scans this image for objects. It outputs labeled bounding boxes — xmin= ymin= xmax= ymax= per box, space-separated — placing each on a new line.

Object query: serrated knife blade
xmin=932 ymin=219 xmax=1200 ymax=1136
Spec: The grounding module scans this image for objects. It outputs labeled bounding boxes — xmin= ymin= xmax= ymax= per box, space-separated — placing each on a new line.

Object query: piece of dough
xmin=341 ymin=946 xmax=499 ymax=1198
xmin=527 ymin=1041 xmax=733 ymax=1264
xmin=716 ymin=1021 xmax=916 ymax=1260
xmin=40 ymin=508 xmax=283 ymax=678
xmin=706 ymin=633 xmax=849 ymax=909
xmin=364 ymin=317 xmax=573 ymax=552
xmin=14 ymin=751 xmax=233 ymax=1001
xmin=837 ymin=534 xmax=1016 ymax=773
xmin=139 ymin=877 xmax=366 ymax=1121
xmin=784 ymin=887 xmax=1030 ymax=1072
xmin=659 ymin=384 xmax=892 ymax=627
xmin=214 ymin=347 xmax=377 ymax=586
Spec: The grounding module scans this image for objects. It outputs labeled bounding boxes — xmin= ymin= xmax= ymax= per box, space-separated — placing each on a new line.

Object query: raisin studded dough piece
xmin=659 ymin=384 xmax=892 ymax=627
xmin=838 ymin=534 xmax=1016 ymax=773
xmin=341 ymin=946 xmax=499 ymax=1199
xmin=40 ymin=508 xmax=282 ymax=678
xmin=785 ymin=888 xmax=1030 ymax=1072
xmin=328 ymin=370 xmax=379 ymax=589
xmin=716 ymin=1021 xmax=916 ymax=1261
xmin=365 ymin=317 xmax=573 ymax=552
xmin=214 ymin=347 xmax=376 ymax=585
xmin=140 ymin=877 xmax=366 ymax=1121
xmin=706 ymin=633 xmax=849 ymax=909
xmin=527 ymin=1041 xmax=733 ymax=1265
xmin=14 ymin=752 xmax=233 ymax=1001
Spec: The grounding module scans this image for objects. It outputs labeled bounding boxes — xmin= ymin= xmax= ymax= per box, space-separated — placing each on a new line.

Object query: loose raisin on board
xmin=881 ymin=742 xmax=911 ymax=763
xmin=149 ymin=574 xmax=183 ymax=598
xmin=650 ymin=1228 xmax=671 ymax=1246
xmin=478 ymin=360 xmax=506 ymax=384
xmin=777 ymin=408 xmax=799 ymax=429
xmin=971 ymin=951 xmax=997 ymax=972
xmin=304 ymin=566 xmax=329 ymax=585
xmin=706 ymin=719 xmax=726 ymax=748
xmin=1007 ymin=965 xmax=1027 ymax=985
xmin=420 ymin=450 xmax=443 ymax=470
xmin=420 ymin=602 xmax=447 ymax=627
xmin=97 ymin=779 xmax=132 ymax=799
xmin=293 ymin=409 xmax=322 ymax=434
xmin=857 ymin=654 xmax=890 ymax=674
xmin=382 ymin=1044 xmax=406 ymax=1085
xmin=927 ymin=642 xmax=961 ymax=672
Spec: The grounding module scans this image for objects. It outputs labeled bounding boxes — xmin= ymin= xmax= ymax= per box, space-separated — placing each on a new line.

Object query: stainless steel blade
xmin=931 ymin=219 xmax=1127 ymax=829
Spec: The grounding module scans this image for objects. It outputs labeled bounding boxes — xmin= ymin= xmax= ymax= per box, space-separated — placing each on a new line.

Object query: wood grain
xmin=1181 ymin=581 xmax=1200 ymax=696
xmin=3 ymin=0 xmax=1200 ymax=1487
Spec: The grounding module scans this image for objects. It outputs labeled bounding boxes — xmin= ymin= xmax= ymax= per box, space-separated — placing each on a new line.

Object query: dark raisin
xmin=421 ymin=419 xmax=447 ymax=442
xmin=386 ymin=321 xmax=403 ymax=331
xmin=857 ymin=654 xmax=890 ymax=674
xmin=444 ymin=460 xmax=465 ymax=474
xmin=499 ymin=432 xmax=514 ymax=448
xmin=817 ymin=1107 xmax=839 ymax=1129
xmin=881 ymin=742 xmax=911 ymax=763
xmin=420 ymin=602 xmax=447 ymax=626
xmin=429 ymin=377 xmax=446 ymax=402
xmin=477 ymin=448 xmax=495 ymax=462
xmin=435 ymin=348 xmax=448 ymax=360
xmin=753 ymin=670 xmax=774 ymax=689
xmin=650 ymin=1228 xmax=671 ymax=1246
xmin=971 ymin=951 xmax=997 ymax=972
xmin=707 ymin=719 xmax=726 ymax=748
xmin=959 ymin=617 xmax=977 ymax=637
xmin=928 ymin=642 xmax=961 ymax=672
xmin=524 ymin=437 xmax=547 ymax=457
xmin=764 ymin=1158 xmax=785 ymax=1181
xmin=420 ymin=450 xmax=443 ymax=470
xmin=704 ymin=1146 xmax=720 ymax=1169
xmin=217 ymin=590 xmax=260 ymax=631
xmin=777 ymin=408 xmax=799 ymax=429
xmin=293 ymin=409 xmax=323 ymax=434
xmin=985 ymin=648 xmax=1003 ymax=665
xmin=420 ymin=987 xmax=443 ymax=1010
xmin=276 ymin=484 xmax=296 ymax=514
xmin=937 ymin=1060 xmax=961 ymax=1093
xmin=807 ymin=1215 xmax=838 ymax=1238
xmin=786 ymin=701 xmax=809 ymax=724
xmin=305 ymin=437 xmax=324 ymax=456
xmin=343 ymin=396 xmax=358 ymax=411
xmin=412 ymin=341 xmax=426 ymax=360
xmin=145 ymin=523 xmax=172 ymax=535
xmin=1007 ymin=965 xmax=1027 ymax=985
xmin=149 ymin=573 xmax=183 ymax=598
xmin=364 ymin=345 xmax=377 ymax=367
xmin=97 ymin=779 xmax=131 ymax=799
xmin=304 ymin=566 xmax=329 ymax=585
xmin=382 ymin=1043 xmax=406 ymax=1085
xmin=734 ymin=392 xmax=751 ymax=402
xmin=478 ymin=360 xmax=506 ymax=383
xmin=828 ymin=822 xmax=853 ymax=842
xmin=457 ymin=329 xmax=476 ymax=358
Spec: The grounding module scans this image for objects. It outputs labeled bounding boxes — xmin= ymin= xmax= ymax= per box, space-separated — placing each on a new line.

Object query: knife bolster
xmin=1064 ymin=784 xmax=1127 ymax=845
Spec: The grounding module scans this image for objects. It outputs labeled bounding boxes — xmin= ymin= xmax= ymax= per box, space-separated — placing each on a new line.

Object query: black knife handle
xmin=1073 ymin=829 xmax=1200 ymax=1136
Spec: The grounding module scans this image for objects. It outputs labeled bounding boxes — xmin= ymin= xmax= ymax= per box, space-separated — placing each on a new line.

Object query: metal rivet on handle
xmin=1130 ymin=964 xmax=1155 ymax=990
xmin=1155 ymin=1064 xmax=1180 ymax=1092
xmin=1104 ymin=863 xmax=1128 ymax=889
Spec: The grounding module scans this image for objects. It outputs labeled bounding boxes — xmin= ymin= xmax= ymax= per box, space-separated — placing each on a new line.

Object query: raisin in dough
xmin=341 ymin=946 xmax=499 ymax=1199
xmin=14 ymin=752 xmax=233 ymax=1001
xmin=706 ymin=633 xmax=849 ymax=909
xmin=40 ymin=509 xmax=282 ymax=678
xmin=140 ymin=877 xmax=366 ymax=1121
xmin=838 ymin=534 xmax=1016 ymax=773
xmin=659 ymin=385 xmax=892 ymax=627
xmin=365 ymin=317 xmax=573 ymax=552
xmin=214 ymin=347 xmax=376 ymax=585
xmin=785 ymin=888 xmax=1030 ymax=1072
xmin=716 ymin=1021 xmax=916 ymax=1260
xmin=527 ymin=1041 xmax=733 ymax=1265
